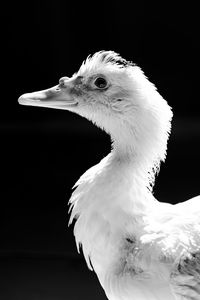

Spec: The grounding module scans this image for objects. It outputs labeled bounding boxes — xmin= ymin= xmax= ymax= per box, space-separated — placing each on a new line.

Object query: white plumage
xmin=19 ymin=51 xmax=200 ymax=300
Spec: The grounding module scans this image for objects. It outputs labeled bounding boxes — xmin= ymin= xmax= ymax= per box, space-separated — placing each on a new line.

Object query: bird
xmin=18 ymin=50 xmax=200 ymax=300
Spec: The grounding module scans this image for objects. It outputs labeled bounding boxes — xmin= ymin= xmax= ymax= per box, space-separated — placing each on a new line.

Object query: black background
xmin=1 ymin=1 xmax=200 ymax=299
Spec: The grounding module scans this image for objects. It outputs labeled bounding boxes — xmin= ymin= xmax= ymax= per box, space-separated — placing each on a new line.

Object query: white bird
xmin=18 ymin=51 xmax=200 ymax=300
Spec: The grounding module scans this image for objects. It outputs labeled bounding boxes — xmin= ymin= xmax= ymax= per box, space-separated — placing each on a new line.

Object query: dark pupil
xmin=95 ymin=77 xmax=107 ymax=88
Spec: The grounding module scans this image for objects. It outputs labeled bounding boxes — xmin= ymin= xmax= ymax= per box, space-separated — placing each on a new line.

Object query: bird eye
xmin=94 ymin=77 xmax=108 ymax=89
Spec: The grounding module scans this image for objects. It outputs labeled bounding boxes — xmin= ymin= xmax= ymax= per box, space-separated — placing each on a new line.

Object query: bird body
xmin=69 ymin=151 xmax=200 ymax=300
xmin=19 ymin=51 xmax=200 ymax=300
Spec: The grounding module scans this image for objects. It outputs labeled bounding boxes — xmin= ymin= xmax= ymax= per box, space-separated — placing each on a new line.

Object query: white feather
xmin=18 ymin=50 xmax=200 ymax=300
xmin=68 ymin=51 xmax=200 ymax=300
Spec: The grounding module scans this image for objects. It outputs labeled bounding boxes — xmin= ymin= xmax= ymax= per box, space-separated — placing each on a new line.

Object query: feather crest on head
xmin=78 ymin=50 xmax=134 ymax=74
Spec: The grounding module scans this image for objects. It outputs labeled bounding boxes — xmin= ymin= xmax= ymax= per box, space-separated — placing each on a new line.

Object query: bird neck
xmin=110 ymin=142 xmax=155 ymax=197
xmin=97 ymin=150 xmax=157 ymax=216
xmin=110 ymin=105 xmax=172 ymax=191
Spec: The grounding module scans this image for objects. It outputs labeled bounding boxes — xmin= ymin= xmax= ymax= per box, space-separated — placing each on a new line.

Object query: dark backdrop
xmin=1 ymin=1 xmax=200 ymax=299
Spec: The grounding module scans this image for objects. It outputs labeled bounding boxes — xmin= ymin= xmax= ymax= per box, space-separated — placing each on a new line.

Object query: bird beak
xmin=18 ymin=85 xmax=78 ymax=110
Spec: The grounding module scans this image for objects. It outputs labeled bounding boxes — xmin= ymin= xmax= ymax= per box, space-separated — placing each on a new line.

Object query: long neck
xmin=92 ymin=149 xmax=156 ymax=218
xmin=110 ymin=102 xmax=172 ymax=192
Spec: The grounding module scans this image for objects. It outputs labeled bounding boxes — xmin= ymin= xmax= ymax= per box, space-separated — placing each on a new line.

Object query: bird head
xmin=19 ymin=51 xmax=172 ymax=164
xmin=18 ymin=51 xmax=139 ymax=131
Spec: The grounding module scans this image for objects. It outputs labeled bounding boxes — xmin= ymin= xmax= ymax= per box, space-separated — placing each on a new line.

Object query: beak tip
xmin=18 ymin=93 xmax=37 ymax=106
xmin=18 ymin=94 xmax=29 ymax=105
xmin=18 ymin=94 xmax=25 ymax=105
